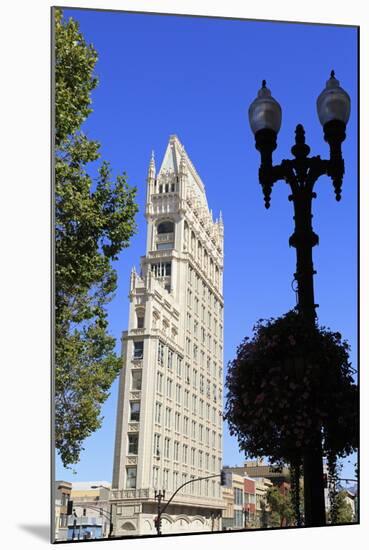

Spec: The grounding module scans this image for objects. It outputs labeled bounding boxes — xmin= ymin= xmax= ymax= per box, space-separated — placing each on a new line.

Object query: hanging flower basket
xmin=224 ymin=310 xmax=358 ymax=466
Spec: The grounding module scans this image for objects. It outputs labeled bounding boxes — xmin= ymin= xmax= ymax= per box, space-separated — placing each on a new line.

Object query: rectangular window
xmin=174 ymin=441 xmax=180 ymax=461
xmin=156 ymin=372 xmax=163 ymax=393
xmin=154 ymin=433 xmax=161 ymax=457
xmin=163 ymin=469 xmax=169 ymax=490
xmin=186 ymin=338 xmax=191 ymax=357
xmin=175 ymin=412 xmax=180 ymax=432
xmin=191 ymin=447 xmax=195 ymax=466
xmin=137 ymin=314 xmax=144 ymax=329
xmin=184 ymin=389 xmax=189 ymax=408
xmin=199 ymin=424 xmax=203 ymax=440
xmin=191 ymin=420 xmax=196 ymax=439
xmin=153 ymin=466 xmax=159 ymax=488
xmin=165 ymin=407 xmax=171 ymax=428
xmin=164 ymin=437 xmax=170 ymax=458
xmin=128 ymin=433 xmax=138 ymax=455
xmin=158 ymin=341 xmax=164 ymax=365
xmin=183 ymin=444 xmax=188 ymax=464
xmin=168 ymin=349 xmax=173 ymax=370
xmin=173 ymin=471 xmax=179 ymax=489
xmin=182 ymin=473 xmax=188 ymax=493
xmin=184 ymin=416 xmax=189 ymax=435
xmin=155 ymin=402 xmax=162 ymax=424
xmin=177 ymin=357 xmax=182 ymax=377
xmin=166 ymin=378 xmax=172 ymax=398
xmin=176 ymin=383 xmax=181 ymax=404
xmin=199 ymin=450 xmax=203 ymax=468
xmin=126 ymin=467 xmax=137 ymax=489
xmin=130 ymin=402 xmax=140 ymax=422
xmin=185 ymin=363 xmax=190 ymax=384
xmin=131 ymin=370 xmax=142 ymax=390
xmin=133 ymin=341 xmax=144 ymax=359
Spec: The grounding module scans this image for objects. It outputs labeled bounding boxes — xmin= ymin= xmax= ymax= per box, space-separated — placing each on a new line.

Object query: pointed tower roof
xmin=158 ymin=135 xmax=208 ymax=208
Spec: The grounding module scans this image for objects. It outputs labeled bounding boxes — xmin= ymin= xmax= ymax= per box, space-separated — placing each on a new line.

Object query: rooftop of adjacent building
xmin=70 ymin=481 xmax=111 ymax=490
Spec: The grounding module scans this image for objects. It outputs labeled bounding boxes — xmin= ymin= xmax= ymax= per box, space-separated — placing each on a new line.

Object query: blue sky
xmin=56 ymin=8 xmax=358 ymax=483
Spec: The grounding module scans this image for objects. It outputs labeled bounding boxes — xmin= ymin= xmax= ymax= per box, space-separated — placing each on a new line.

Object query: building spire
xmin=147 ymin=150 xmax=156 ymax=180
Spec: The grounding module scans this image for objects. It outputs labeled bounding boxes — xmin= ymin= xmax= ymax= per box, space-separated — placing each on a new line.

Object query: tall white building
xmin=111 ymin=135 xmax=225 ymax=536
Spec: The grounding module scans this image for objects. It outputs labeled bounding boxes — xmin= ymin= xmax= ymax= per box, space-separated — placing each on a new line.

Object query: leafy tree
xmin=329 ymin=491 xmax=354 ymax=524
xmin=266 ymin=485 xmax=295 ymax=527
xmin=54 ymin=9 xmax=138 ymax=467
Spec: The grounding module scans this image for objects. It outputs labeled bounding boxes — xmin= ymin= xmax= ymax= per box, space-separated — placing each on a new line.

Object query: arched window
xmin=157 ymin=221 xmax=174 ymax=234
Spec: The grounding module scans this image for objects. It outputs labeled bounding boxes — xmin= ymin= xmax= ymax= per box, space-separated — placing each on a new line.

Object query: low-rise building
xmin=244 ymin=477 xmax=256 ymax=528
xmin=221 ymin=470 xmax=244 ymax=530
xmin=54 ymin=480 xmax=72 ymax=541
xmin=67 ymin=481 xmax=111 ymax=540
xmin=254 ymin=477 xmax=273 ymax=528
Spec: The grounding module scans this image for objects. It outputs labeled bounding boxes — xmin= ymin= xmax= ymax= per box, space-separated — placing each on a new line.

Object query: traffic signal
xmin=220 ymin=469 xmax=226 ymax=486
xmin=67 ymin=500 xmax=74 ymax=515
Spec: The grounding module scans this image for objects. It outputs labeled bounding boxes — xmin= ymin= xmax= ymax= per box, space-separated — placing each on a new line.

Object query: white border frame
xmin=1 ymin=1 xmax=366 ymax=549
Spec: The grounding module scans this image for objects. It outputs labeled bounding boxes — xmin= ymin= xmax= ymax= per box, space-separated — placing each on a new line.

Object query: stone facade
xmin=111 ymin=135 xmax=225 ymax=536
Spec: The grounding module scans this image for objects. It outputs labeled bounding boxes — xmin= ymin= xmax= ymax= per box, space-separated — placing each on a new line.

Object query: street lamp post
xmin=248 ymin=72 xmax=351 ymax=528
xmin=154 ymin=489 xmax=166 ymax=536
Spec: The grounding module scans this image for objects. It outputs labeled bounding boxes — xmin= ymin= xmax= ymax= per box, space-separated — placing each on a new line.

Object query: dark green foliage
xmin=329 ymin=491 xmax=354 ymax=524
xmin=266 ymin=485 xmax=295 ymax=527
xmin=54 ymin=9 xmax=138 ymax=467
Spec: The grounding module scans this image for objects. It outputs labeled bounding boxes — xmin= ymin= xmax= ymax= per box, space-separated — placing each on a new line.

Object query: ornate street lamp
xmin=248 ymin=71 xmax=351 ymax=527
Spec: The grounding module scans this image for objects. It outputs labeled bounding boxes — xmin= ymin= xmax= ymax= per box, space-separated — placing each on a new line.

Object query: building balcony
xmin=156 ymin=233 xmax=175 ymax=243
xmin=110 ymin=488 xmax=226 ymax=510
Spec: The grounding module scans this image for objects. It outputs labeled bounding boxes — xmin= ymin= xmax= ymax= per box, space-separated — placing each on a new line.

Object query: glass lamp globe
xmin=248 ymin=81 xmax=282 ymax=135
xmin=317 ymin=71 xmax=351 ymax=126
